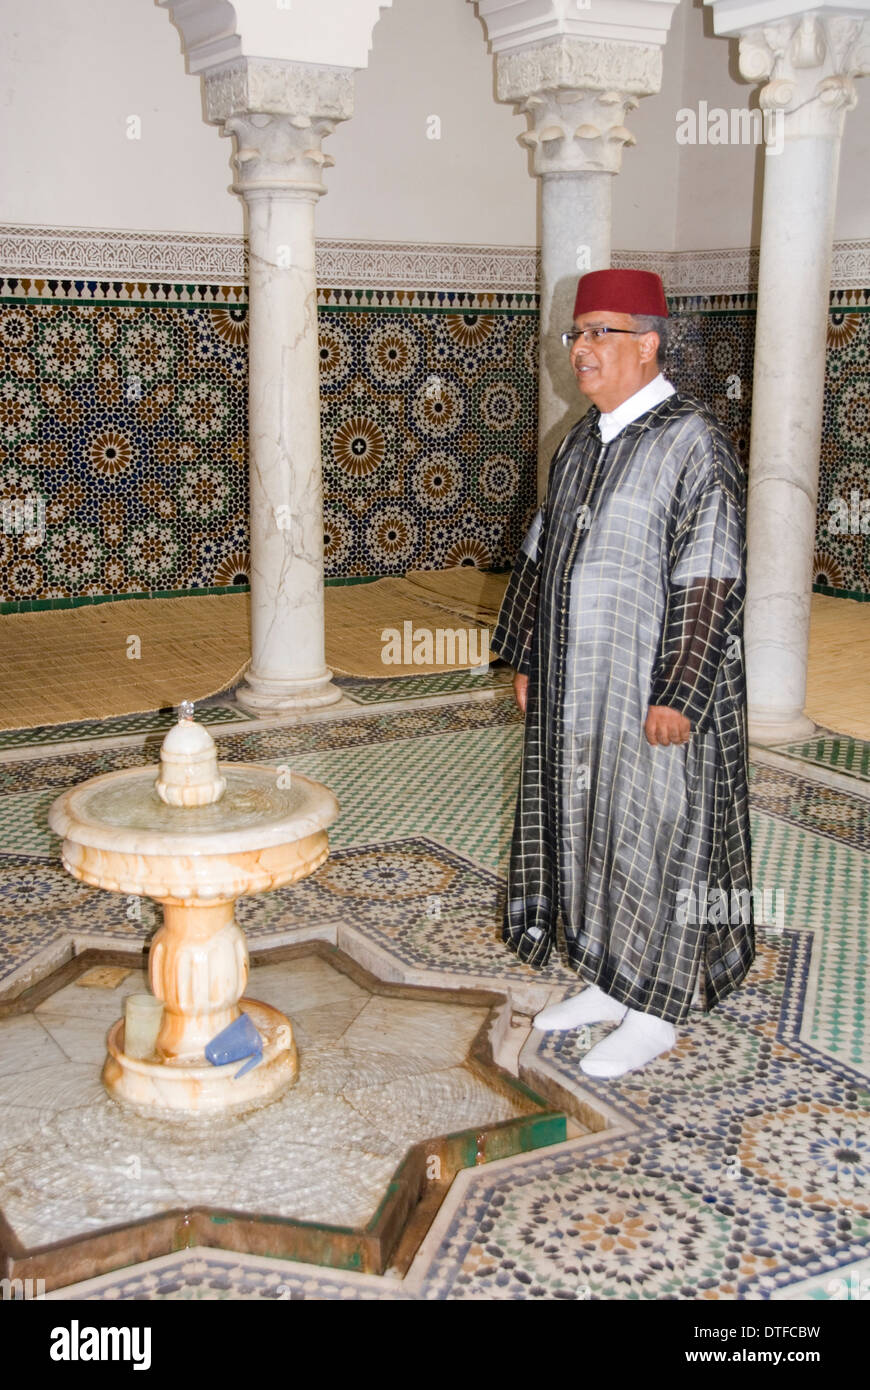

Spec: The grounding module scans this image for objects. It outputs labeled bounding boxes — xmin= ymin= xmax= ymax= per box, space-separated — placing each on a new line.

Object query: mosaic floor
xmin=0 ymin=701 xmax=245 ymax=753
xmin=334 ymin=665 xmax=514 ymax=705
xmin=767 ymin=727 xmax=870 ymax=785
xmin=1 ymin=688 xmax=868 ymax=1300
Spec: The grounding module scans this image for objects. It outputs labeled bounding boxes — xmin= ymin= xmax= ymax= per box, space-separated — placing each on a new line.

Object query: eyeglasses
xmin=561 ymin=327 xmax=643 ymax=348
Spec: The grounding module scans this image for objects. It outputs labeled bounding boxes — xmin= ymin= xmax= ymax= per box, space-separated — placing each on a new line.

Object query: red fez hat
xmin=574 ymin=268 xmax=668 ymax=319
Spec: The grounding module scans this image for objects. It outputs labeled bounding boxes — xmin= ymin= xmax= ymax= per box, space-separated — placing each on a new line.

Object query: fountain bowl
xmin=48 ymin=730 xmax=339 ymax=1117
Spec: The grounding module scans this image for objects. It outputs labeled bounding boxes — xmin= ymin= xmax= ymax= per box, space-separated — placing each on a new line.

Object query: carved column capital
xmin=496 ymin=35 xmax=663 ymax=174
xmin=203 ymin=57 xmax=354 ymax=197
xmin=738 ymin=13 xmax=869 ymax=137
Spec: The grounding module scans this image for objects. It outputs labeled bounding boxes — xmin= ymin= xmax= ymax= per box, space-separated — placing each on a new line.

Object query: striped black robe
xmin=492 ymin=393 xmax=754 ymax=1023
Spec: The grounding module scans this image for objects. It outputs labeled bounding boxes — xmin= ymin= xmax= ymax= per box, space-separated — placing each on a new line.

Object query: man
xmin=492 ymin=268 xmax=753 ymax=1079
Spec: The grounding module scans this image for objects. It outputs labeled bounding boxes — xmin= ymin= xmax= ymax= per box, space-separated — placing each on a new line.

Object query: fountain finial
xmin=155 ymin=704 xmax=226 ymax=807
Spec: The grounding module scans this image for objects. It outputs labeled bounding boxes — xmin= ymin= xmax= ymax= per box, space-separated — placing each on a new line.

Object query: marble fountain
xmin=47 ymin=702 xmax=339 ymax=1116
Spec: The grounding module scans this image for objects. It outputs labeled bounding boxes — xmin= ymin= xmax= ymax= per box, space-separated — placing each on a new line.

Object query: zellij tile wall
xmin=665 ymin=297 xmax=870 ymax=603
xmin=0 ymin=282 xmax=867 ymax=608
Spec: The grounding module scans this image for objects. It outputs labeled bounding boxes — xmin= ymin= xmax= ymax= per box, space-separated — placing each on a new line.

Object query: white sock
xmin=579 ymin=1008 xmax=676 ymax=1078
xmin=534 ymin=985 xmax=628 ymax=1032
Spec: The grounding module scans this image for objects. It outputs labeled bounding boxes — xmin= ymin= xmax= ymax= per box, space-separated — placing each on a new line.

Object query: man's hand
xmin=513 ymin=672 xmax=529 ymax=715
xmin=645 ymin=705 xmax=691 ymax=747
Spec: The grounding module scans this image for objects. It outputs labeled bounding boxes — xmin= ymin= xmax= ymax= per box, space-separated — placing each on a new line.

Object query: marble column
xmin=204 ymin=60 xmax=354 ymax=714
xmin=495 ymin=39 xmax=665 ymax=496
xmin=733 ymin=15 xmax=869 ymax=743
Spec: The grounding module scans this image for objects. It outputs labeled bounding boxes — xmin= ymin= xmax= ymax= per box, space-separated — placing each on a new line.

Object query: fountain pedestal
xmin=151 ymin=900 xmax=247 ymax=1060
xmin=49 ymin=711 xmax=339 ymax=1117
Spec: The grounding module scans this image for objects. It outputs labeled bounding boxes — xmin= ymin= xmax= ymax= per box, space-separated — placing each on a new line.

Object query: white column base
xmin=235 ymin=668 xmax=343 ymax=716
xmin=748 ymin=710 xmax=817 ymax=746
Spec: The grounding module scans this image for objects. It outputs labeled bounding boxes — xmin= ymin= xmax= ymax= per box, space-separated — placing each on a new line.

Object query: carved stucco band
xmin=1 ymin=227 xmax=870 ymax=295
xmin=497 ymin=36 xmax=663 ymax=174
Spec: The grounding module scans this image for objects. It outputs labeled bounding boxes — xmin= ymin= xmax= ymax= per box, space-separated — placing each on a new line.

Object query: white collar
xmin=597 ymin=373 xmax=675 ymax=441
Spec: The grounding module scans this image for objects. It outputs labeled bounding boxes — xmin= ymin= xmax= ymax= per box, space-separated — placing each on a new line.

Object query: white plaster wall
xmin=316 ymin=0 xmax=535 ymax=244
xmin=674 ymin=0 xmax=870 ymax=249
xmin=310 ymin=0 xmax=685 ymax=249
xmin=1 ymin=0 xmax=866 ymax=252
xmin=839 ymin=80 xmax=870 ymax=240
xmin=1 ymin=0 xmax=242 ymax=234
xmin=612 ymin=0 xmax=688 ymax=251
xmin=0 ymin=0 xmax=683 ymax=251
xmin=673 ymin=2 xmax=767 ymax=249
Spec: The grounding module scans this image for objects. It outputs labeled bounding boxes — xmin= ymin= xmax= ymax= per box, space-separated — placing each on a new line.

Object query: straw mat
xmin=805 ymin=593 xmax=870 ymax=741
xmin=324 ymin=572 xmax=506 ymax=678
xmin=0 ymin=568 xmax=510 ymax=729
xmin=402 ymin=566 xmax=509 ymax=624
xmin=1 ymin=595 xmax=251 ymax=731
xmin=3 ymin=580 xmax=865 ymax=736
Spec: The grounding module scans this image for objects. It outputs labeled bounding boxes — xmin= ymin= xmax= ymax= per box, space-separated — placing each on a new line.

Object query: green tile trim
xmin=451 ymin=1112 xmax=568 ymax=1166
xmin=2 ymin=570 xmax=512 ymax=608
xmin=186 ymin=1099 xmax=567 ymax=1275
xmin=6 ymin=290 xmax=867 ymax=314
xmin=1 ymin=585 xmax=250 ymax=614
xmin=324 ymin=575 xmax=381 ymax=587
xmin=669 ymin=304 xmax=757 ymax=315
xmin=2 ymin=574 xmax=513 ymax=608
xmin=669 ymin=301 xmax=870 ymax=315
